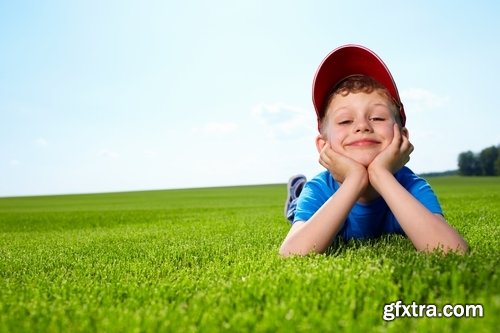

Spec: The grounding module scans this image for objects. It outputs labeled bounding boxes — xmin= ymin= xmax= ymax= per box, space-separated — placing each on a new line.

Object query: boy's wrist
xmin=344 ymin=167 xmax=369 ymax=192
xmin=367 ymin=166 xmax=393 ymax=190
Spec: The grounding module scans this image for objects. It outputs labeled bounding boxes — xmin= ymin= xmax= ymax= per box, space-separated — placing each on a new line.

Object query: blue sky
xmin=1 ymin=0 xmax=499 ymax=196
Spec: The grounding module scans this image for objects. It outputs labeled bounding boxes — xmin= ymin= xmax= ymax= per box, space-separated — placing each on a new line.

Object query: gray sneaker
xmin=284 ymin=174 xmax=307 ymax=223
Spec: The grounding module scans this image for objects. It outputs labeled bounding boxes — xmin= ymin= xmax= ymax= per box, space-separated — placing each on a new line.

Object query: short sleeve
xmin=293 ymin=171 xmax=335 ymax=224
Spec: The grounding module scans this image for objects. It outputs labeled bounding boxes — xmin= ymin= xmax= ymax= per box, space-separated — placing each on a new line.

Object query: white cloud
xmin=401 ymin=88 xmax=449 ymax=113
xmin=251 ymin=102 xmax=316 ymax=140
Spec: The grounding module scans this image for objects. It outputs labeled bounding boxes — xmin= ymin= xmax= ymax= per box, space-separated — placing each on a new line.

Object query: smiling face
xmin=320 ymin=90 xmax=399 ymax=167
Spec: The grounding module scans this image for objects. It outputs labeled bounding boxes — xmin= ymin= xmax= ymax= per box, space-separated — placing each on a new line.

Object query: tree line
xmin=458 ymin=145 xmax=500 ymax=176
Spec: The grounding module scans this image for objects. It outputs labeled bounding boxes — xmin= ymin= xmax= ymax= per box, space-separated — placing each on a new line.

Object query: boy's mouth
xmin=346 ymin=139 xmax=381 ymax=147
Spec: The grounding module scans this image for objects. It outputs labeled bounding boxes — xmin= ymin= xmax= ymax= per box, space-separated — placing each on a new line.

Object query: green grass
xmin=0 ymin=177 xmax=498 ymax=332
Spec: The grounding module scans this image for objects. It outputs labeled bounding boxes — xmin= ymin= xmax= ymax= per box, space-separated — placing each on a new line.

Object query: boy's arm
xmin=279 ymin=145 xmax=368 ymax=257
xmin=368 ymin=125 xmax=468 ymax=253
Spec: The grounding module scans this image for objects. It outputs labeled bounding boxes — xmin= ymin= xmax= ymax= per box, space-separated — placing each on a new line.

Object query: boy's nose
xmin=354 ymin=119 xmax=372 ymax=133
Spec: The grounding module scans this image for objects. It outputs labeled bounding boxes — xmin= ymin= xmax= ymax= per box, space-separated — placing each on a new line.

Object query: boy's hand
xmin=368 ymin=123 xmax=413 ymax=176
xmin=319 ymin=142 xmax=368 ymax=184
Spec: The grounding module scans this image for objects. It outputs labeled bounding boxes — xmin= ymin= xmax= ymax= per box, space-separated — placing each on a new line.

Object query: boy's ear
xmin=401 ymin=127 xmax=409 ymax=139
xmin=316 ymin=135 xmax=327 ymax=153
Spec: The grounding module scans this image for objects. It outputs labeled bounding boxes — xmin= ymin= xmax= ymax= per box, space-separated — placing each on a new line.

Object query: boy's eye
xmin=337 ymin=120 xmax=352 ymax=125
xmin=370 ymin=117 xmax=385 ymax=121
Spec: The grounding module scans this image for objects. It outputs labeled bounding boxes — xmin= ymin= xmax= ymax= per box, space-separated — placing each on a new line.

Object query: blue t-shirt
xmin=293 ymin=167 xmax=442 ymax=240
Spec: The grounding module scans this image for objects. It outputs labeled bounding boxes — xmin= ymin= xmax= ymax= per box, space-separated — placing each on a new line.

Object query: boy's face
xmin=320 ymin=91 xmax=400 ymax=167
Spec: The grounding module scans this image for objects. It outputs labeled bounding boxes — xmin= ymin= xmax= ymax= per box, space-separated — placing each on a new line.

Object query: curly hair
xmin=319 ymin=75 xmax=402 ymax=134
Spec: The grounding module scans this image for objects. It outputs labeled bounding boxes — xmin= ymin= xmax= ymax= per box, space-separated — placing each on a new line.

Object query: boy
xmin=280 ymin=44 xmax=467 ymax=257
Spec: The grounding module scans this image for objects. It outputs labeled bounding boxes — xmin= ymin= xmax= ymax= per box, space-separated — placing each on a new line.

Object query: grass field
xmin=0 ymin=176 xmax=498 ymax=332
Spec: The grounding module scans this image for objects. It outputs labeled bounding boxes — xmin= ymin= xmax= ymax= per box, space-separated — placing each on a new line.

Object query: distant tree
xmin=479 ymin=146 xmax=499 ymax=176
xmin=495 ymin=146 xmax=500 ymax=176
xmin=458 ymin=151 xmax=481 ymax=176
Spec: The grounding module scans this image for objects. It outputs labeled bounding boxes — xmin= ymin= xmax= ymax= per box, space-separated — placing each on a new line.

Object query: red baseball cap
xmin=312 ymin=44 xmax=406 ymax=129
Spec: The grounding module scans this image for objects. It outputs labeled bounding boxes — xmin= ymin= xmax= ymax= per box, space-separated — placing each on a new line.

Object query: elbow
xmin=417 ymin=239 xmax=469 ymax=255
xmin=442 ymin=236 xmax=469 ymax=255
xmin=455 ymin=239 xmax=469 ymax=254
xmin=279 ymin=242 xmax=322 ymax=257
xmin=279 ymin=243 xmax=299 ymax=257
xmin=279 ymin=247 xmax=290 ymax=258
xmin=279 ymin=241 xmax=304 ymax=257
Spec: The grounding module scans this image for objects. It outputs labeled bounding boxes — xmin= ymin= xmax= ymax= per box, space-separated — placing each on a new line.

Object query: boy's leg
xmin=284 ymin=174 xmax=307 ymax=224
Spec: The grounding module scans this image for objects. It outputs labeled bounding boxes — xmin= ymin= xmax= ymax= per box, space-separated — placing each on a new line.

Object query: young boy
xmin=280 ymin=44 xmax=467 ymax=257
